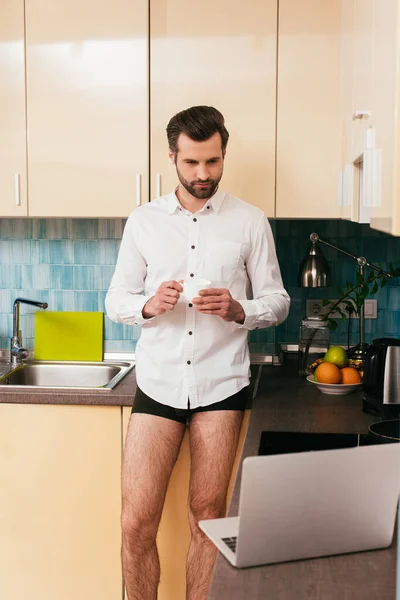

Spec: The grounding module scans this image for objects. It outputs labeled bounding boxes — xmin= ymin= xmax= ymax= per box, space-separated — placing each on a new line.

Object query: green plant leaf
xmin=346 ymin=281 xmax=353 ymax=291
xmin=335 ymin=307 xmax=346 ymax=319
xmin=381 ymin=278 xmax=388 ymax=288
xmin=321 ymin=298 xmax=331 ymax=306
xmin=371 ymin=281 xmax=379 ymax=294
xmin=360 ymin=283 xmax=370 ymax=297
xmin=327 ymin=318 xmax=338 ymax=331
xmin=343 ymin=300 xmax=355 ymax=312
xmin=353 ymin=297 xmax=364 ymax=311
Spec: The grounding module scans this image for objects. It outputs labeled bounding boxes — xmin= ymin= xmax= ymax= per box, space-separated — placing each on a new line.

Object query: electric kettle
xmin=362 ymin=338 xmax=400 ymax=417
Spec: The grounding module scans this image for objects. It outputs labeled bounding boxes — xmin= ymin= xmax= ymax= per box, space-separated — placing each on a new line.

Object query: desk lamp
xmin=299 ymin=232 xmax=393 ymax=359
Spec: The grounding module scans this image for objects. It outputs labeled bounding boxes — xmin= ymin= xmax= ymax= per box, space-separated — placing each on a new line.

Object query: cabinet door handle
xmin=336 ymin=171 xmax=343 ymax=206
xmin=136 ymin=173 xmax=141 ymax=206
xmin=342 ymin=164 xmax=353 ymax=207
xmin=156 ymin=173 xmax=162 ymax=197
xmin=352 ymin=111 xmax=371 ymax=120
xmin=362 ymin=148 xmax=383 ymax=208
xmin=14 ymin=174 xmax=21 ymax=206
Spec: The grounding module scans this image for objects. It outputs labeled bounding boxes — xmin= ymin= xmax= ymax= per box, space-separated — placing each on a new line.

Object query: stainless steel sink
xmin=0 ymin=359 xmax=135 ymax=391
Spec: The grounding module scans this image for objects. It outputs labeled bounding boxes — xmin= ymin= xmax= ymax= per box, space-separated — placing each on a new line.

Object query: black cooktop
xmin=258 ymin=431 xmax=373 ymax=456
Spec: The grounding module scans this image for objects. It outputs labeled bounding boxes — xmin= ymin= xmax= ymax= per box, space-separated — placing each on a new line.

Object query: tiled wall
xmin=275 ymin=219 xmax=400 ymax=349
xmin=0 ymin=219 xmax=140 ymax=353
xmin=0 ymin=218 xmax=399 ymax=354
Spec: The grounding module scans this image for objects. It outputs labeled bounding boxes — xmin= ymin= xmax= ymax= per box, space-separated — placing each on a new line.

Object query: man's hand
xmin=192 ymin=288 xmax=245 ymax=324
xmin=142 ymin=280 xmax=183 ymax=318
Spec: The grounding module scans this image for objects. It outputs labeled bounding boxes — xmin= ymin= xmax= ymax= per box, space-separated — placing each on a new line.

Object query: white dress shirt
xmin=105 ymin=187 xmax=290 ymax=409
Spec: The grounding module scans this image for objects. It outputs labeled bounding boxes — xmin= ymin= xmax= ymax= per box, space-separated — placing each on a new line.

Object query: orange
xmin=340 ymin=367 xmax=361 ymax=384
xmin=314 ymin=362 xmax=342 ymax=384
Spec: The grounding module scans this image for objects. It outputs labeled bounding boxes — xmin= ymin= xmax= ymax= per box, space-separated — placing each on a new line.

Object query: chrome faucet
xmin=11 ymin=297 xmax=48 ymax=366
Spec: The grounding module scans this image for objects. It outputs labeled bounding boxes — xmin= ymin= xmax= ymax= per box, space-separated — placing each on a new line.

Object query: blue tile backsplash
xmin=0 ymin=217 xmax=399 ymax=353
xmin=275 ymin=219 xmax=400 ymax=349
xmin=0 ymin=218 xmax=140 ymax=352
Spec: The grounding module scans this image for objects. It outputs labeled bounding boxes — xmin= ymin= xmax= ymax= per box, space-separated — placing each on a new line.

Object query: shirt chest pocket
xmin=198 ymin=239 xmax=243 ymax=285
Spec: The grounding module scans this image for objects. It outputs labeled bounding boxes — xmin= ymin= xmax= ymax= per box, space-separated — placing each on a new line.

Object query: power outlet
xmin=306 ymin=299 xmax=377 ymax=319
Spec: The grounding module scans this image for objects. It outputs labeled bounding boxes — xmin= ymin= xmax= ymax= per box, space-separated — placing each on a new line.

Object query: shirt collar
xmin=166 ymin=186 xmax=226 ymax=215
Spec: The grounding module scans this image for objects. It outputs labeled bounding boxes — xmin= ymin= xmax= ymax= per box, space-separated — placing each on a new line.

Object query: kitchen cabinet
xmin=150 ymin=0 xmax=277 ymax=215
xmin=2 ymin=0 xmax=346 ymax=219
xmin=351 ymin=0 xmax=375 ymax=157
xmin=25 ymin=0 xmax=148 ymax=217
xmin=0 ymin=0 xmax=28 ymax=216
xmin=0 ymin=404 xmax=122 ymax=600
xmin=339 ymin=0 xmax=400 ymax=235
xmin=369 ymin=0 xmax=400 ymax=236
xmin=339 ymin=0 xmax=376 ymax=224
xmin=123 ymin=406 xmax=250 ymax=600
xmin=275 ymin=0 xmax=342 ymax=218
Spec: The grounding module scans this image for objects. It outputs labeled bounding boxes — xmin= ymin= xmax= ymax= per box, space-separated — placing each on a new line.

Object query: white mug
xmin=181 ymin=278 xmax=212 ymax=301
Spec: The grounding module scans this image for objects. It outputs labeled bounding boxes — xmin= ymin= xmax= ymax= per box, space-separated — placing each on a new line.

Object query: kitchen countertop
xmin=207 ymin=358 xmax=398 ymax=600
xmin=0 ymin=355 xmax=397 ymax=598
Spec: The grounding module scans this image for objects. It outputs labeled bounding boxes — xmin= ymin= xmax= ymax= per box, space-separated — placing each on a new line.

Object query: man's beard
xmin=176 ymin=166 xmax=222 ymax=200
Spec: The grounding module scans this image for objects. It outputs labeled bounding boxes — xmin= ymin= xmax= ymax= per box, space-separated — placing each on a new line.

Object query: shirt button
xmin=193 ymin=218 xmax=197 ymax=222
xmin=187 ymin=360 xmax=191 ymax=365
xmin=190 ymin=273 xmax=194 ymax=277
xmin=191 ymin=245 xmax=195 ymax=249
xmin=188 ymin=303 xmax=193 ymax=307
xmin=188 ymin=331 xmax=193 ymax=335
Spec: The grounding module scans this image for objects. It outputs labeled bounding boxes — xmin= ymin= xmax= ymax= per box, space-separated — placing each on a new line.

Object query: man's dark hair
xmin=166 ymin=106 xmax=229 ymax=157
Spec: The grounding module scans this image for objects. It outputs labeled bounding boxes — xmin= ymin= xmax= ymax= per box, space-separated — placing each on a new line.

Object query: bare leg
xmin=186 ymin=410 xmax=244 ymax=600
xmin=122 ymin=413 xmax=186 ymax=600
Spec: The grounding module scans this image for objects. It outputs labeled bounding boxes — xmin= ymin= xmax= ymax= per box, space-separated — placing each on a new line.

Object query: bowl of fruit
xmin=306 ymin=346 xmax=363 ymax=395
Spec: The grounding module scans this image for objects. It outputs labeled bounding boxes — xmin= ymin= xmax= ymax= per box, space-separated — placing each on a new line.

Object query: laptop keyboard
xmin=222 ymin=536 xmax=237 ymax=553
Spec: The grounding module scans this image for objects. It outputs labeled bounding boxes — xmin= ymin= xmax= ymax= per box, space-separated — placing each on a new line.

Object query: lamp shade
xmin=299 ymin=241 xmax=331 ymax=287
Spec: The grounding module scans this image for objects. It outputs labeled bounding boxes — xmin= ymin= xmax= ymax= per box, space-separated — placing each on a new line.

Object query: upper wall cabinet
xmin=339 ymin=0 xmax=376 ymax=225
xmin=0 ymin=1 xmax=28 ymax=216
xmin=275 ymin=0 xmax=342 ymax=218
xmin=150 ymin=0 xmax=278 ymax=216
xmin=25 ymin=0 xmax=148 ymax=217
xmin=369 ymin=0 xmax=400 ymax=236
xmin=339 ymin=0 xmax=400 ymax=236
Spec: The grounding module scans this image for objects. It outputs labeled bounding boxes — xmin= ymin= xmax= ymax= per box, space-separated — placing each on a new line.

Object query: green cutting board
xmin=34 ymin=312 xmax=104 ymax=361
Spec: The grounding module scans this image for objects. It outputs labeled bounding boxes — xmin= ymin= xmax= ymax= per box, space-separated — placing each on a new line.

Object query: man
xmin=105 ymin=105 xmax=290 ymax=600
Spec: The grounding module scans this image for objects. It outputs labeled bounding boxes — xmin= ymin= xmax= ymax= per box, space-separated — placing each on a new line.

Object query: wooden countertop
xmin=207 ymin=358 xmax=398 ymax=600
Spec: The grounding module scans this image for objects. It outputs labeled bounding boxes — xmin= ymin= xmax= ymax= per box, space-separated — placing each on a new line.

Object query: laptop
xmin=199 ymin=443 xmax=400 ymax=568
